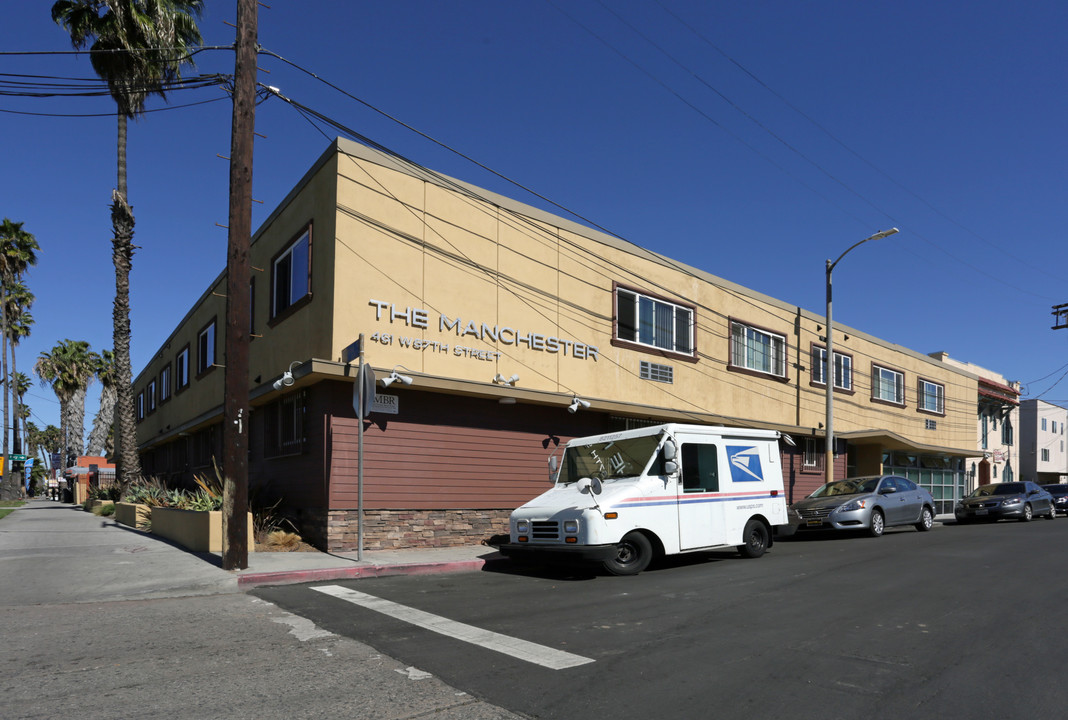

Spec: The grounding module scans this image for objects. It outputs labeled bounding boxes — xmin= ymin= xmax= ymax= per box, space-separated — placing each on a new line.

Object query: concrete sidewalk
xmin=0 ymin=498 xmax=499 ymax=605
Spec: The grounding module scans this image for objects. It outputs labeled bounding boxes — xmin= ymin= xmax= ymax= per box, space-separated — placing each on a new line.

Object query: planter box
xmin=151 ymin=508 xmax=255 ymax=553
xmin=89 ymin=500 xmax=114 ymax=510
xmin=115 ymin=502 xmax=150 ymax=529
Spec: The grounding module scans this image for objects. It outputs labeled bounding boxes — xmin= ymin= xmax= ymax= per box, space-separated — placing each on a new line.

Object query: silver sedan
xmin=790 ymin=475 xmax=936 ymax=537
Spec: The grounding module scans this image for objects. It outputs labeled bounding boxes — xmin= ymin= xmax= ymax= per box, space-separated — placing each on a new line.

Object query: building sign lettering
xmin=368 ymin=299 xmax=598 ymax=361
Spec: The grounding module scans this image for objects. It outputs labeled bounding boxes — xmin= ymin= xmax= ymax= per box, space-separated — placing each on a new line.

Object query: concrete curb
xmin=237 ymin=557 xmax=489 ymax=589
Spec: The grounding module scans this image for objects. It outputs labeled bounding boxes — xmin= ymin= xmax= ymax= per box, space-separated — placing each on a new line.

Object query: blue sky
xmin=2 ymin=0 xmax=1067 ymax=438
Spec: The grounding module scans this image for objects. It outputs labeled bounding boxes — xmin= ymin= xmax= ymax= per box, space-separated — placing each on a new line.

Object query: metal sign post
xmin=350 ymin=334 xmax=375 ymax=561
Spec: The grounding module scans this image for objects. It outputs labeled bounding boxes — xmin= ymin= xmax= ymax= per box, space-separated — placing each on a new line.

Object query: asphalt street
xmin=255 ymin=519 xmax=1068 ymax=720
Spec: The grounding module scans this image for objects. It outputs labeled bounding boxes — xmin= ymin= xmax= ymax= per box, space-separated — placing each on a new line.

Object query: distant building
xmin=1019 ymin=399 xmax=1068 ymax=484
xmin=929 ymin=352 xmax=1020 ymax=491
xmin=132 ymin=138 xmax=978 ymax=550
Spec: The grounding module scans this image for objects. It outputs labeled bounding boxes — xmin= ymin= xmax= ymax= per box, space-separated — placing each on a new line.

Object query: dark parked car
xmin=1042 ymin=484 xmax=1068 ymax=515
xmin=789 ymin=475 xmax=936 ymax=537
xmin=954 ymin=482 xmax=1056 ymax=523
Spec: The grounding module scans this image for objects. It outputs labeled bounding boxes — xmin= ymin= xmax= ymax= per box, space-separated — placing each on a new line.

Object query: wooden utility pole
xmin=222 ymin=0 xmax=258 ymax=570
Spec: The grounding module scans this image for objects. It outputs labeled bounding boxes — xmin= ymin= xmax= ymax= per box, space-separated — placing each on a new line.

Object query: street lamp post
xmin=825 ymin=228 xmax=898 ymax=485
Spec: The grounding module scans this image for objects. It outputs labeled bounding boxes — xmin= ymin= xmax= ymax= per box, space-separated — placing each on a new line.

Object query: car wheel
xmin=868 ymin=509 xmax=885 ymax=537
xmin=603 ymin=531 xmax=653 ymax=576
xmin=1020 ymin=504 xmax=1033 ymax=522
xmin=738 ymin=519 xmax=769 ymax=559
xmin=1048 ymin=504 xmax=1057 ymax=520
xmin=915 ymin=506 xmax=934 ymax=532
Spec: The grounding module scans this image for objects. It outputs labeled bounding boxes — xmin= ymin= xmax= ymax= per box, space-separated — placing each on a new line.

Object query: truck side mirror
xmin=664 ymin=460 xmax=679 ymax=475
xmin=548 ymin=455 xmax=558 ymax=482
xmin=663 ymin=440 xmax=677 ymax=461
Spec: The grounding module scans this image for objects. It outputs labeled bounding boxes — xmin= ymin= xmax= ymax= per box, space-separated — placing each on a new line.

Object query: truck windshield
xmin=557 ymin=434 xmax=662 ymax=484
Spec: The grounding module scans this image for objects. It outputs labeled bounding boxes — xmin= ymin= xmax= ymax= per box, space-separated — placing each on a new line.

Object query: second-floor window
xmin=730 ymin=321 xmax=786 ymax=378
xmin=918 ymin=379 xmax=944 ymax=414
xmin=197 ymin=320 xmax=216 ymax=375
xmin=813 ymin=346 xmax=852 ymax=390
xmin=175 ymin=346 xmax=190 ymax=390
xmin=615 ymin=286 xmax=694 ymax=356
xmin=159 ymin=364 xmax=171 ymax=403
xmin=272 ymin=228 xmax=310 ymax=319
xmin=872 ymin=365 xmax=904 ymax=405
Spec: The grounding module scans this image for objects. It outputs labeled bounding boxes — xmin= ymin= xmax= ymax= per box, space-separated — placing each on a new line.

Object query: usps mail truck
xmin=500 ymin=423 xmax=790 ymax=575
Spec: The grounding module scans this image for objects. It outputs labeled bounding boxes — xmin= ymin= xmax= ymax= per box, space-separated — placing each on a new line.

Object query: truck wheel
xmin=603 ymin=532 xmax=652 ymax=576
xmin=738 ymin=519 xmax=769 ymax=558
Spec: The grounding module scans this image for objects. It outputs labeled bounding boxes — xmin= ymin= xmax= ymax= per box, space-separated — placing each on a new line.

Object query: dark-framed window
xmin=729 ymin=319 xmax=787 ymax=380
xmin=271 ymin=226 xmax=311 ymax=320
xmin=917 ymin=378 xmax=945 ymax=415
xmin=136 ymin=391 xmax=145 ymax=422
xmin=613 ymin=284 xmax=695 ymax=359
xmin=147 ymin=379 xmax=157 ymax=414
xmin=159 ymin=363 xmax=172 ymax=403
xmin=175 ymin=345 xmax=190 ymax=391
xmin=872 ymin=363 xmax=905 ymax=406
xmin=197 ymin=319 xmax=216 ymax=376
xmin=264 ymin=389 xmax=307 ymax=458
xmin=812 ymin=344 xmax=853 ymax=391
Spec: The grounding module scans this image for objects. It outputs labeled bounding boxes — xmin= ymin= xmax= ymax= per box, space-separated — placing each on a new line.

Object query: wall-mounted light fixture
xmin=272 ymin=360 xmax=303 ymax=391
xmin=493 ymin=373 xmax=519 ymax=386
xmin=568 ymin=397 xmax=590 ymax=413
xmin=380 ymin=365 xmax=413 ymax=388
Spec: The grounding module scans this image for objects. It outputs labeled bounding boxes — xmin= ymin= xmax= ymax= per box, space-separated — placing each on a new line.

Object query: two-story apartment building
xmin=1019 ymin=399 xmax=1068 ymax=484
xmin=132 ymin=138 xmax=978 ymax=551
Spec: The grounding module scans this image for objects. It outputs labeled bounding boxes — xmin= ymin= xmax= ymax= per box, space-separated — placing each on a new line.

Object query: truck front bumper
xmin=499 ymin=542 xmax=618 ymax=564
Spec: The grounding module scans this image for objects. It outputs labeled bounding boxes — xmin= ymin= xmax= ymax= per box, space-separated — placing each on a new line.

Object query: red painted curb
xmin=237 ymin=558 xmax=487 ymax=589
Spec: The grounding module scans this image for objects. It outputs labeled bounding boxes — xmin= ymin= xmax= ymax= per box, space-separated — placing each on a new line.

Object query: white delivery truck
xmin=500 ymin=423 xmax=791 ymax=575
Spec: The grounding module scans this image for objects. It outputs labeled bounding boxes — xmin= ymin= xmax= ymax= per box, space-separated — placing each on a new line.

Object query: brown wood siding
xmin=247 ymin=388 xmax=330 ymax=509
xmin=321 ymin=382 xmax=616 ymax=510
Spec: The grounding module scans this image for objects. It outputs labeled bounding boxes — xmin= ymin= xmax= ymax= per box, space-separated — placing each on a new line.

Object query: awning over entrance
xmin=837 ymin=428 xmax=974 ymax=458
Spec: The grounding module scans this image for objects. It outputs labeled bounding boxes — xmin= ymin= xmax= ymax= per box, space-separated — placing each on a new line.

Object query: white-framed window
xmin=872 ymin=364 xmax=905 ymax=405
xmin=803 ymin=437 xmax=820 ymax=468
xmin=1042 ymin=448 xmax=1050 ymax=462
xmin=730 ymin=321 xmax=786 ymax=378
xmin=197 ymin=319 xmax=216 ymax=375
xmin=1042 ymin=418 xmax=1048 ymax=431
xmin=813 ymin=346 xmax=852 ymax=390
xmin=615 ymin=286 xmax=694 ymax=356
xmin=918 ymin=379 xmax=944 ymax=414
xmin=175 ymin=346 xmax=190 ymax=390
xmin=272 ymin=228 xmax=310 ymax=318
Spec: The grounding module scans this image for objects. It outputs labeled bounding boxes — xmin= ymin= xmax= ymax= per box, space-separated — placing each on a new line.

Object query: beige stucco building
xmin=133 ymin=138 xmax=978 ymax=550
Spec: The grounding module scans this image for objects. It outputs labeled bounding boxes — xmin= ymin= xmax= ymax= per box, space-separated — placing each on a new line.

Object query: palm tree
xmin=0 ymin=220 xmax=39 ymax=501
xmin=10 ymin=371 xmax=33 ymax=456
xmin=34 ymin=340 xmax=99 ymax=471
xmin=51 ymin=0 xmax=204 ymax=487
xmin=5 ymin=286 xmax=34 ymax=448
xmin=86 ymin=349 xmax=116 ymax=457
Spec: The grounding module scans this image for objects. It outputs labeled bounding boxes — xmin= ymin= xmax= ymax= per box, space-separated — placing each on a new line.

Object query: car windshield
xmin=1044 ymin=485 xmax=1068 ymax=496
xmin=970 ymin=483 xmax=1025 ymax=497
xmin=557 ymin=434 xmax=662 ymax=484
xmin=810 ymin=477 xmax=881 ymax=497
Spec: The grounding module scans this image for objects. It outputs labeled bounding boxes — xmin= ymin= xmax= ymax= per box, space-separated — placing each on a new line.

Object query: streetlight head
xmin=871 ymin=227 xmax=899 ymax=241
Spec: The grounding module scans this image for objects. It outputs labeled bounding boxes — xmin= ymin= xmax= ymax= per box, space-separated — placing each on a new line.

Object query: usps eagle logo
xmin=727 ymin=445 xmax=764 ymax=483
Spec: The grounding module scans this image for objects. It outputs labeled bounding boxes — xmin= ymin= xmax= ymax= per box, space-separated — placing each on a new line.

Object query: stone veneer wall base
xmin=300 ymin=508 xmax=511 ymax=553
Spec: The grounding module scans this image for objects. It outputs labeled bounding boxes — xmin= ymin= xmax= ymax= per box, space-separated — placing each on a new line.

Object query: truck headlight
xmin=516 ymin=520 xmax=529 ymax=533
xmin=563 ymin=519 xmax=579 ymax=534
